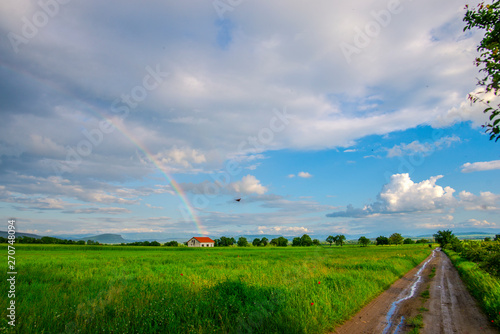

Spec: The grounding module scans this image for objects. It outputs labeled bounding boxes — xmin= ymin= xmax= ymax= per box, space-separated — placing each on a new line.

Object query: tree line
xmin=216 ymin=235 xmax=322 ymax=247
xmin=374 ymin=233 xmax=429 ymax=246
xmin=434 ymin=230 xmax=500 ymax=277
xmin=0 ymin=236 xmax=100 ymax=245
xmin=1 ymin=233 xmax=439 ymax=247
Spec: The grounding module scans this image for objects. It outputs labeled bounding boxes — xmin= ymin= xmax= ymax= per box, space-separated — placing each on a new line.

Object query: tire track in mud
xmin=333 ymin=248 xmax=498 ymax=334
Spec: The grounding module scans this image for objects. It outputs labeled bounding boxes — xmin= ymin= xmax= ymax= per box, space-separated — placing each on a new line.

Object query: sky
xmin=0 ymin=0 xmax=499 ymax=239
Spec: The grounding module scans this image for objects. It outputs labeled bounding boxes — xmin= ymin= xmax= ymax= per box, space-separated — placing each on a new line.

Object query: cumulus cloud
xmin=327 ymin=173 xmax=499 ymax=218
xmin=379 ymin=174 xmax=456 ymax=212
xmin=231 ymin=175 xmax=268 ymax=195
xmin=461 ymin=160 xmax=500 ymax=173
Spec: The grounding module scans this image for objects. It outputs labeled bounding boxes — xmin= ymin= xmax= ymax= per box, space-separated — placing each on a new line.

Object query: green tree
xmin=300 ymin=234 xmax=313 ymax=246
xmin=326 ymin=235 xmax=335 ymax=246
xmin=272 ymin=236 xmax=288 ymax=246
xmin=433 ymin=230 xmax=457 ymax=248
xmin=217 ymin=236 xmax=235 ymax=247
xmin=358 ymin=236 xmax=370 ymax=247
xmin=335 ymin=235 xmax=346 ymax=246
xmin=164 ymin=240 xmax=179 ymax=247
xmin=252 ymin=238 xmax=261 ymax=246
xmin=260 ymin=237 xmax=268 ymax=246
xmin=376 ymin=236 xmax=389 ymax=246
xmin=403 ymin=238 xmax=415 ymax=244
xmin=494 ymin=234 xmax=500 ymax=241
xmin=237 ymin=237 xmax=248 ymax=247
xmin=292 ymin=237 xmax=302 ymax=246
xmin=484 ymin=237 xmax=492 ymax=242
xmin=464 ymin=1 xmax=500 ymax=141
xmin=416 ymin=238 xmax=429 ymax=244
xmin=312 ymin=239 xmax=320 ymax=246
xmin=389 ymin=233 xmax=404 ymax=245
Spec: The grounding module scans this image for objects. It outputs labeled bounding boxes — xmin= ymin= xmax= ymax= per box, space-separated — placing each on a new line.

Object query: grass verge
xmin=443 ymin=249 xmax=500 ymax=328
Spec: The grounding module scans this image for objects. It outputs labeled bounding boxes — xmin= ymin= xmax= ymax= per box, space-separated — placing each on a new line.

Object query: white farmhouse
xmin=187 ymin=237 xmax=215 ymax=247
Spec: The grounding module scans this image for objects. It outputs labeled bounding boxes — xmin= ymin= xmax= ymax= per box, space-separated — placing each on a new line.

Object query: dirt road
xmin=333 ymin=248 xmax=498 ymax=334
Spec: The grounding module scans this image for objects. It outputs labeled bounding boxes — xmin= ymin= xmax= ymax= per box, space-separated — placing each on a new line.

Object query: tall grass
xmin=443 ymin=249 xmax=500 ymax=328
xmin=0 ymin=244 xmax=432 ymax=333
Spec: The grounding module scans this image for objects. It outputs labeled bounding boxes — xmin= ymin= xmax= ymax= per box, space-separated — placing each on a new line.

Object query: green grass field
xmin=0 ymin=244 xmax=433 ymax=334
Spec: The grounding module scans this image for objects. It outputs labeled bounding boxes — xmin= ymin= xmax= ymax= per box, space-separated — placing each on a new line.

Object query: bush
xmin=164 ymin=241 xmax=179 ymax=247
xmin=270 ymin=237 xmax=288 ymax=247
xmin=376 ymin=236 xmax=389 ymax=246
xmin=403 ymin=238 xmax=414 ymax=244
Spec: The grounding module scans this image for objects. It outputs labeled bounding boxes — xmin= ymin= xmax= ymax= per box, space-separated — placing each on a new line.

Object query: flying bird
xmin=235 ymin=198 xmax=241 ymax=202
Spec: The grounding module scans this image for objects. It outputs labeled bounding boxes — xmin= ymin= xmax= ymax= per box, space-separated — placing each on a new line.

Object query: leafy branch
xmin=464 ymin=0 xmax=500 ymax=141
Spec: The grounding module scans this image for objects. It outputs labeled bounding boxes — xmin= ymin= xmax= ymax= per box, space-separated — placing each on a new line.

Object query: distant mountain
xmin=0 ymin=231 xmax=45 ymax=239
xmin=81 ymin=234 xmax=126 ymax=244
xmin=416 ymin=231 xmax=498 ymax=239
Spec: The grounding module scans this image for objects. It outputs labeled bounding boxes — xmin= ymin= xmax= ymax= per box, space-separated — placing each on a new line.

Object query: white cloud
xmin=230 ymin=175 xmax=267 ymax=195
xmin=379 ymin=174 xmax=456 ymax=212
xmin=433 ymin=88 xmax=499 ymax=128
xmin=64 ymin=207 xmax=132 ymax=215
xmin=298 ymin=171 xmax=313 ymax=178
xmin=153 ymin=147 xmax=206 ymax=172
xmin=458 ymin=191 xmax=500 ymax=211
xmin=440 ymin=214 xmax=454 ymax=222
xmin=461 ymin=160 xmax=500 ymax=173
xmin=258 ymin=226 xmax=310 ymax=234
xmin=288 ymin=172 xmax=313 ymax=178
xmin=463 ymin=218 xmax=497 ymax=228
xmin=386 ymin=136 xmax=460 ymax=157
xmin=327 ymin=173 xmax=499 ymax=218
xmin=167 ymin=117 xmax=209 ymax=125
xmin=145 ymin=204 xmax=164 ymax=210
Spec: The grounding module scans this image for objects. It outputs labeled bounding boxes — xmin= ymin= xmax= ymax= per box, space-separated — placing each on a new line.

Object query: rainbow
xmin=1 ymin=63 xmax=207 ymax=236
xmin=117 ymin=131 xmax=207 ymax=236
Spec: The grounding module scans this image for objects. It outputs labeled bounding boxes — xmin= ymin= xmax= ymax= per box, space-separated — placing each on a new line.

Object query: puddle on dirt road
xmin=382 ymin=248 xmax=438 ymax=334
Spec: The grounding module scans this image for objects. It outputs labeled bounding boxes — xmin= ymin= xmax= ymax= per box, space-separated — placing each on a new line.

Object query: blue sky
xmin=0 ymin=0 xmax=499 ymax=239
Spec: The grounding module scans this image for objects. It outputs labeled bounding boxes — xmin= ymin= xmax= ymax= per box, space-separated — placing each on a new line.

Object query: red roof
xmin=192 ymin=237 xmax=214 ymax=243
